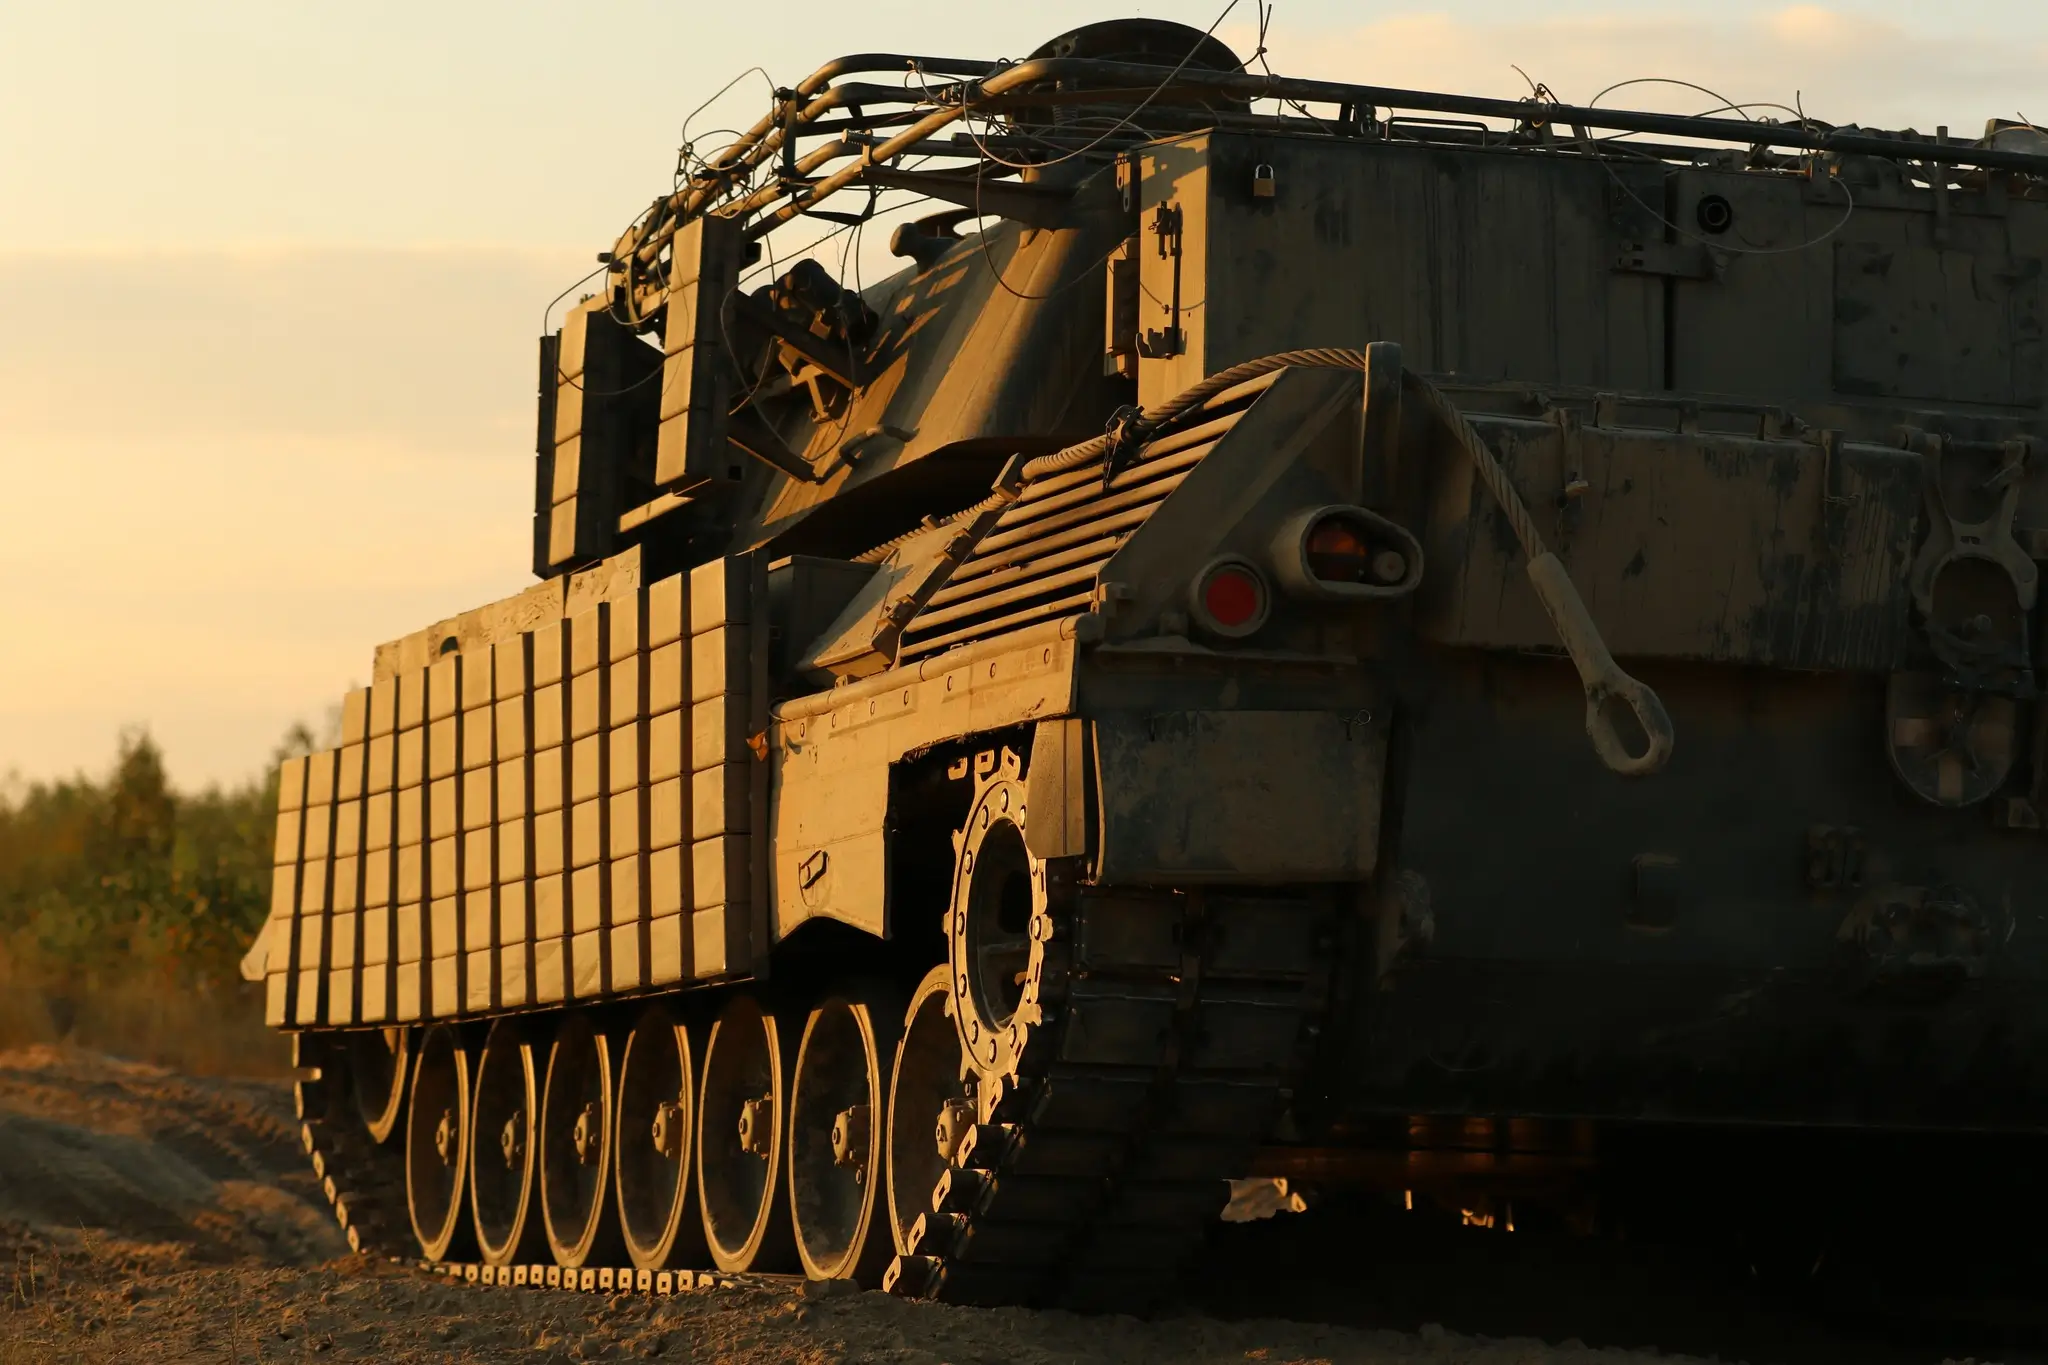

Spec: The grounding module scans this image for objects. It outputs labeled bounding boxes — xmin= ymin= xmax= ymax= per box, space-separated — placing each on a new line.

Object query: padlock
xmin=1252 ymin=163 xmax=1277 ymax=199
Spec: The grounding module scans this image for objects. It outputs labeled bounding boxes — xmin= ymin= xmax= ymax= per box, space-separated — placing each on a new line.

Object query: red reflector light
xmin=1194 ymin=561 xmax=1268 ymax=637
xmin=1204 ymin=569 xmax=1260 ymax=626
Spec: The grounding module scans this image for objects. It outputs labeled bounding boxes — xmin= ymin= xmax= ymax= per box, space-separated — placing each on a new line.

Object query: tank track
xmin=888 ymin=876 xmax=1334 ymax=1310
xmin=288 ymin=878 xmax=1331 ymax=1314
xmin=296 ymin=1062 xmax=409 ymax=1258
xmin=300 ymin=1074 xmax=791 ymax=1296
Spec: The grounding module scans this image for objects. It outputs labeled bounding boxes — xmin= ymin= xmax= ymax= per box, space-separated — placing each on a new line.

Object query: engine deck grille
xmin=897 ymin=376 xmax=1277 ymax=663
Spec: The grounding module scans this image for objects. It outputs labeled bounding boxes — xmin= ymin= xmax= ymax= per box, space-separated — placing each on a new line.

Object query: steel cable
xmin=1012 ymin=348 xmax=1548 ymax=560
xmin=877 ymin=348 xmax=1672 ymax=775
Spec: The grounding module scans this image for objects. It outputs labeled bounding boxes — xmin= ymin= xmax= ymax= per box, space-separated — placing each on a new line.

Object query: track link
xmin=289 ymin=873 xmax=1332 ymax=1313
xmin=889 ymin=877 xmax=1333 ymax=1310
xmin=298 ymin=1056 xmax=796 ymax=1299
xmin=297 ymin=1054 xmax=410 ymax=1258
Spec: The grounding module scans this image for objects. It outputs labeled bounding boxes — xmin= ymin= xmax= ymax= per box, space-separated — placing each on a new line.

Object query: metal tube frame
xmin=612 ymin=50 xmax=2048 ymax=315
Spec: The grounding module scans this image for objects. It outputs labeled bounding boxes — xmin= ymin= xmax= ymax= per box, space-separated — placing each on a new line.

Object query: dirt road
xmin=0 ymin=1045 xmax=1992 ymax=1365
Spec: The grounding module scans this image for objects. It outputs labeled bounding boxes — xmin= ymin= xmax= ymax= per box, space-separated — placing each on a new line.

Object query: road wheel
xmin=540 ymin=1012 xmax=619 ymax=1267
xmin=697 ymin=993 xmax=796 ymax=1272
xmin=615 ymin=1001 xmax=704 ymax=1271
xmin=470 ymin=1019 xmax=543 ymax=1267
xmin=789 ymin=988 xmax=902 ymax=1283
xmin=351 ymin=1027 xmax=408 ymax=1143
xmin=405 ymin=1023 xmax=473 ymax=1262
xmin=884 ymin=966 xmax=972 ymax=1256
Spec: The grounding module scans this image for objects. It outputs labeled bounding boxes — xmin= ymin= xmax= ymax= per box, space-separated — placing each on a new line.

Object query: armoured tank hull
xmin=249 ymin=20 xmax=2048 ymax=1309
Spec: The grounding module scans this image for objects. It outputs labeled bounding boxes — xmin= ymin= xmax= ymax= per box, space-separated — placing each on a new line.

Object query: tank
xmin=244 ymin=19 xmax=2048 ymax=1309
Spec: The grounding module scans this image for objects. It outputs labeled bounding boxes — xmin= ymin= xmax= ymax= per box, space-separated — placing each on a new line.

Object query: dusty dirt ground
xmin=0 ymin=1045 xmax=2007 ymax=1365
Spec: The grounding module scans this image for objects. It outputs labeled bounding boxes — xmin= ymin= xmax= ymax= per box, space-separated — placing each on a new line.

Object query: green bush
xmin=0 ymin=726 xmax=311 ymax=1000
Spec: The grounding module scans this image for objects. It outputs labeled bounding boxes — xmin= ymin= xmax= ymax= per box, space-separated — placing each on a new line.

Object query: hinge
xmin=1103 ymin=237 xmax=1139 ymax=378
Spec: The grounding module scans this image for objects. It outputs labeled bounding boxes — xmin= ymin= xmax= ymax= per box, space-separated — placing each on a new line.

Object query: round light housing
xmin=1303 ymin=510 xmax=1410 ymax=586
xmin=1270 ymin=505 xmax=1425 ymax=603
xmin=1189 ymin=558 xmax=1270 ymax=638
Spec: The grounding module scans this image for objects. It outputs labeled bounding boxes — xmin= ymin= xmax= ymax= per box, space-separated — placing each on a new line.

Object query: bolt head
xmin=830 ymin=1104 xmax=871 ymax=1172
xmin=738 ymin=1095 xmax=774 ymax=1159
xmin=572 ymin=1102 xmax=601 ymax=1165
xmin=651 ymin=1100 xmax=684 ymax=1160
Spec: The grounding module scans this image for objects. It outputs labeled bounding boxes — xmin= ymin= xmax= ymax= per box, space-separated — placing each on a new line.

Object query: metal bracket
xmin=1906 ymin=432 xmax=2037 ymax=681
xmin=1103 ymin=237 xmax=1139 ymax=377
xmin=727 ymin=405 xmax=826 ymax=484
xmin=1551 ymin=406 xmax=1588 ymax=542
xmin=727 ymin=290 xmax=867 ymax=391
xmin=855 ymin=165 xmax=1072 ymax=229
xmin=1817 ymin=430 xmax=1856 ymax=557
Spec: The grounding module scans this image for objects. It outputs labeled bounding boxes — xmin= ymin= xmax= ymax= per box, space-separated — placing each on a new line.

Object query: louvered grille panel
xmin=897 ymin=396 xmax=1262 ymax=663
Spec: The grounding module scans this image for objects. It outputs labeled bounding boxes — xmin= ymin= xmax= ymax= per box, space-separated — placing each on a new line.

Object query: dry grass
xmin=0 ymin=951 xmax=287 ymax=1080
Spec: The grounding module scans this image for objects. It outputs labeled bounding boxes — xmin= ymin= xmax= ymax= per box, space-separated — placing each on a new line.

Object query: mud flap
xmin=1024 ymin=718 xmax=1091 ymax=860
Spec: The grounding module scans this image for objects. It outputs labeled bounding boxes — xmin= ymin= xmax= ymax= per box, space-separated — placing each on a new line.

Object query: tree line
xmin=0 ymin=728 xmax=305 ymax=998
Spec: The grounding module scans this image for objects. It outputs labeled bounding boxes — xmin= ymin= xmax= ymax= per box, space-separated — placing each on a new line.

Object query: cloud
xmin=1241 ymin=7 xmax=2046 ymax=134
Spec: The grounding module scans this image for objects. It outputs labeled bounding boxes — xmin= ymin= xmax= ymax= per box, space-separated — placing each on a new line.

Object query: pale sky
xmin=2 ymin=1 xmax=2043 ymax=789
